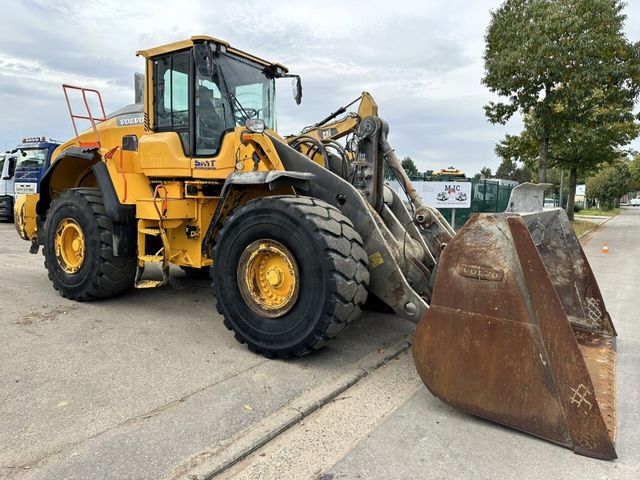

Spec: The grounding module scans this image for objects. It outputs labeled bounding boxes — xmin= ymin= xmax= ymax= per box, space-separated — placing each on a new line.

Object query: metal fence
xmin=389 ymin=179 xmax=515 ymax=230
xmin=436 ymin=180 xmax=515 ymax=229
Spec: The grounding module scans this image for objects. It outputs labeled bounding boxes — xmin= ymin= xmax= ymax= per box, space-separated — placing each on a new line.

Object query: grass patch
xmin=576 ymin=207 xmax=622 ymax=217
xmin=572 ymin=219 xmax=598 ymax=237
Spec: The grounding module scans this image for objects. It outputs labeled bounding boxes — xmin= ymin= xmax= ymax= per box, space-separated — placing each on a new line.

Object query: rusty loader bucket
xmin=413 ymin=184 xmax=617 ymax=459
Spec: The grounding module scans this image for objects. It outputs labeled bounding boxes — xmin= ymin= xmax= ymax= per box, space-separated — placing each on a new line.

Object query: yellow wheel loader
xmin=15 ymin=36 xmax=617 ymax=459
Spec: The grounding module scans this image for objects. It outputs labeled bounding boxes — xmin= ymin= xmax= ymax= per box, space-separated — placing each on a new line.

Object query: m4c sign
xmin=421 ymin=182 xmax=471 ymax=208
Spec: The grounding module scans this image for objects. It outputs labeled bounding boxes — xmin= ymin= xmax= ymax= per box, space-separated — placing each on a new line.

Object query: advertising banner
xmin=418 ymin=181 xmax=472 ymax=208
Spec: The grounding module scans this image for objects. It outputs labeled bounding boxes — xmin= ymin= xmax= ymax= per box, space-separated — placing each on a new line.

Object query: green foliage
xmin=585 ymin=160 xmax=631 ymax=209
xmin=571 ymin=219 xmax=597 ymax=236
xmin=479 ymin=166 xmax=493 ymax=178
xmin=541 ymin=167 xmax=565 ymax=187
xmin=484 ymin=0 xmax=640 ymax=181
xmin=495 ymin=157 xmax=533 ymax=183
xmin=579 ymin=207 xmax=622 ymax=216
xmin=401 ymin=156 xmax=419 ymax=178
xmin=629 ymin=154 xmax=640 ymax=191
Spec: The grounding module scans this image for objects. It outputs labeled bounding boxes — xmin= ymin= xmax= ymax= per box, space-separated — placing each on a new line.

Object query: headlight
xmin=245 ymin=118 xmax=265 ymax=133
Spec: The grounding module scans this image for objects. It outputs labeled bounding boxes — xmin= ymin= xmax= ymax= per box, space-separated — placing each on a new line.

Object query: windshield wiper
xmin=215 ymin=62 xmax=251 ymax=125
xmin=228 ymin=92 xmax=251 ymax=122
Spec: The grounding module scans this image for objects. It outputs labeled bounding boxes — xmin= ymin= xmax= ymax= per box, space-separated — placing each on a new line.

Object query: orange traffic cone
xmin=601 ymin=242 xmax=609 ymax=254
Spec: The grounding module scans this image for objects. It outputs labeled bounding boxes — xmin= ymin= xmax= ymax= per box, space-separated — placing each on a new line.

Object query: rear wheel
xmin=43 ymin=188 xmax=136 ymax=300
xmin=213 ymin=196 xmax=369 ymax=358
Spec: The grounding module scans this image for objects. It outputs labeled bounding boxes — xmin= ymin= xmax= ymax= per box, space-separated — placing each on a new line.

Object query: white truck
xmin=0 ymin=152 xmax=17 ymax=221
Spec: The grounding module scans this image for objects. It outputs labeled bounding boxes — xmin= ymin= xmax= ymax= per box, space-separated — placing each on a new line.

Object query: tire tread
xmin=213 ymin=195 xmax=369 ymax=358
xmin=43 ymin=188 xmax=136 ymax=301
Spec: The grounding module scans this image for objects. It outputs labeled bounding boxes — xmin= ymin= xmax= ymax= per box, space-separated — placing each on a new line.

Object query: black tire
xmin=213 ymin=196 xmax=369 ymax=358
xmin=180 ymin=266 xmax=212 ymax=279
xmin=43 ymin=188 xmax=136 ymax=300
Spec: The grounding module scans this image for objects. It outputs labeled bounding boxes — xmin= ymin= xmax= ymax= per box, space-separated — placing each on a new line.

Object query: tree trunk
xmin=539 ymin=134 xmax=549 ymax=183
xmin=565 ymin=167 xmax=577 ymax=221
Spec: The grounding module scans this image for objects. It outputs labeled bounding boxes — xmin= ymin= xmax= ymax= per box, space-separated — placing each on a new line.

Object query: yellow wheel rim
xmin=238 ymin=239 xmax=299 ymax=318
xmin=55 ymin=218 xmax=85 ymax=274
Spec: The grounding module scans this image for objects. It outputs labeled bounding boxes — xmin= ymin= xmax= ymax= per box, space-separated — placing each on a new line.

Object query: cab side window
xmin=153 ymin=51 xmax=190 ymax=154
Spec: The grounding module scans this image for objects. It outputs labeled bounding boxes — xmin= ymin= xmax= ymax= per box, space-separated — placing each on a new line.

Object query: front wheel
xmin=43 ymin=188 xmax=136 ymax=300
xmin=213 ymin=196 xmax=369 ymax=358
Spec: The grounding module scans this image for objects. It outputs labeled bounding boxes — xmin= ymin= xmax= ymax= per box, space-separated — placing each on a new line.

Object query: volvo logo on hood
xmin=116 ymin=114 xmax=144 ymax=127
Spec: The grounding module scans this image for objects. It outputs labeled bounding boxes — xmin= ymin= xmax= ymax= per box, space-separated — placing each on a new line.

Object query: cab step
xmin=136 ymin=220 xmax=171 ymax=289
xmin=139 ymin=227 xmax=161 ymax=236
xmin=134 ymin=263 xmax=169 ymax=289
xmin=139 ymin=254 xmax=164 ymax=263
xmin=135 ymin=279 xmax=165 ymax=289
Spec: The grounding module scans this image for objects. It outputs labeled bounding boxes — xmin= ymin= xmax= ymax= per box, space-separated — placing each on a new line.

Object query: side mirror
xmin=193 ymin=43 xmax=214 ymax=78
xmin=291 ymin=76 xmax=302 ymax=105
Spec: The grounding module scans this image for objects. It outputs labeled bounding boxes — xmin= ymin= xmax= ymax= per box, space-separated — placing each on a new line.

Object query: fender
xmin=36 ymin=147 xmax=136 ymax=256
xmin=37 ymin=147 xmax=99 ymax=216
xmin=37 ymin=147 xmax=135 ymax=223
xmin=201 ymin=170 xmax=314 ymax=255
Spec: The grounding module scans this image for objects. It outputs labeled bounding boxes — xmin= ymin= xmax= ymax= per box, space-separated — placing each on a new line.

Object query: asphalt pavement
xmin=223 ymin=208 xmax=640 ymax=480
xmin=1 ymin=208 xmax=638 ymax=480
xmin=0 ymin=221 xmax=414 ymax=479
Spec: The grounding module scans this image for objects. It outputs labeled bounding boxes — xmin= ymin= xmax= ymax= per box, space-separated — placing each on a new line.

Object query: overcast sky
xmin=1 ymin=0 xmax=638 ymax=175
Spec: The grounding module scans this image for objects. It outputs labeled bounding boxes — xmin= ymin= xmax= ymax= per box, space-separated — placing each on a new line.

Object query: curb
xmin=577 ymin=212 xmax=618 ymax=239
xmin=166 ymin=339 xmax=412 ymax=480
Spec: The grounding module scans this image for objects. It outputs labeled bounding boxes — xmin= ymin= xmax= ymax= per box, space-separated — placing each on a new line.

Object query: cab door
xmin=139 ymin=49 xmax=193 ymax=177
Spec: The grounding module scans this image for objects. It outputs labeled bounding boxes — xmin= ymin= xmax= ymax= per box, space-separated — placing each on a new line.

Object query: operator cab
xmin=137 ymin=36 xmax=301 ymax=159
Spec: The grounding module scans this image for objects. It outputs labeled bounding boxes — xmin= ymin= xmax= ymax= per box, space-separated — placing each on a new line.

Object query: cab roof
xmin=136 ymin=35 xmax=288 ymax=73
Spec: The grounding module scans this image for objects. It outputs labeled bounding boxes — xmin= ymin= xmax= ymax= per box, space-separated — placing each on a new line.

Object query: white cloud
xmin=0 ymin=0 xmax=638 ymax=171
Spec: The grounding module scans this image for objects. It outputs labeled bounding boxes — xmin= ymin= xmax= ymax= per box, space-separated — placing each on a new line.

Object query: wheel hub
xmin=237 ymin=239 xmax=299 ymax=318
xmin=55 ymin=218 xmax=85 ymax=274
xmin=265 ymin=268 xmax=284 ymax=288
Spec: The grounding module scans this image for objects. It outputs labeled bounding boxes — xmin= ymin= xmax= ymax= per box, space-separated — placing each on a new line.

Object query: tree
xmin=629 ymin=154 xmax=640 ymax=191
xmin=483 ymin=0 xmax=640 ymax=195
xmin=479 ymin=167 xmax=493 ymax=179
xmin=495 ymin=157 xmax=516 ymax=180
xmin=401 ymin=156 xmax=419 ymax=179
xmin=586 ymin=160 xmax=631 ymax=209
xmin=495 ymin=157 xmax=532 ymax=183
xmin=497 ymin=102 xmax=639 ymax=218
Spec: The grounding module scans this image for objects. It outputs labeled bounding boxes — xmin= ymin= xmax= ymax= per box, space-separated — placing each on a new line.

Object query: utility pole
xmin=559 ymin=169 xmax=564 ymax=208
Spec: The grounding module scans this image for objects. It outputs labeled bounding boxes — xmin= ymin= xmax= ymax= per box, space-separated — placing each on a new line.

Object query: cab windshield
xmin=16 ymin=148 xmax=48 ymax=170
xmin=195 ymin=52 xmax=276 ymax=155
